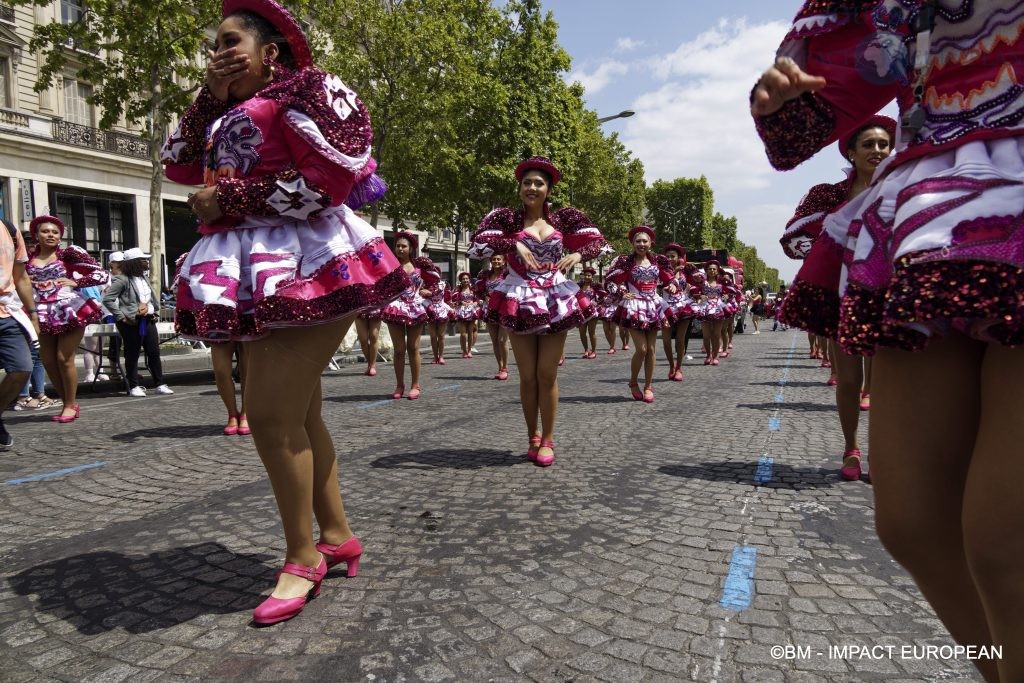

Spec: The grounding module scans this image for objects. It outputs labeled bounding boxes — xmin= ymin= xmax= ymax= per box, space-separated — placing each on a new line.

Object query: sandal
xmin=629 ymin=383 xmax=643 ymax=401
xmin=224 ymin=415 xmax=239 ymax=436
xmin=841 ymin=449 xmax=862 ymax=481
xmin=527 ymin=434 xmax=542 ymax=462
xmin=391 ymin=385 xmax=405 ymax=399
xmin=643 ymin=388 xmax=655 ymax=404
xmin=407 ymin=385 xmax=421 ymax=400
xmin=859 ymin=392 xmax=870 ymax=411
xmin=237 ymin=414 xmax=251 ymax=436
xmin=535 ymin=440 xmax=555 ymax=467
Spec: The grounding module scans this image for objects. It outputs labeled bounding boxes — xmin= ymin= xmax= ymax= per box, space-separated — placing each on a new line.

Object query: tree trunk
xmin=148 ymin=62 xmax=164 ymax=300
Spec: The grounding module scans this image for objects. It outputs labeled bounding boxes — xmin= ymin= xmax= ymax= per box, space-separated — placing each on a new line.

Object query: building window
xmin=51 ymin=186 xmax=135 ymax=255
xmin=0 ymin=57 xmax=9 ymax=109
xmin=0 ymin=4 xmax=15 ymax=25
xmin=63 ymin=78 xmax=92 ymax=126
xmin=60 ymin=0 xmax=84 ymax=24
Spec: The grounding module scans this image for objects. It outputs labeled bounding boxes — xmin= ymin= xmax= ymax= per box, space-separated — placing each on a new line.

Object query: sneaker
xmin=83 ymin=372 xmax=95 ymax=383
xmin=0 ymin=429 xmax=12 ymax=448
xmin=155 ymin=385 xmax=174 ymax=395
xmin=129 ymin=386 xmax=147 ymax=397
xmin=470 ymin=347 xmax=479 ymax=354
xmin=96 ymin=373 xmax=110 ymax=381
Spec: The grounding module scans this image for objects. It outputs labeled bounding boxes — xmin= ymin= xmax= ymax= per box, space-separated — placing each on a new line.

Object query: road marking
xmin=754 ymin=455 xmax=774 ymax=483
xmin=436 ymin=384 xmax=460 ymax=392
xmin=720 ymin=545 xmax=758 ymax=610
xmin=768 ymin=417 xmax=781 ymax=431
xmin=6 ymin=461 xmax=106 ymax=485
xmin=356 ymin=399 xmax=394 ymax=411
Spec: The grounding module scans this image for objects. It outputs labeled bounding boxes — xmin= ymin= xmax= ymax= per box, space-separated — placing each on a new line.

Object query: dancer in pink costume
xmin=451 ymin=271 xmax=480 ymax=359
xmin=163 ymin=0 xmax=407 ymax=625
xmin=469 ymin=156 xmax=607 ymax=466
xmin=425 ymin=276 xmax=454 ymax=365
xmin=606 ymin=226 xmax=679 ymax=403
xmin=26 ymin=215 xmax=107 ymax=423
xmin=476 ymin=256 xmax=510 ymax=378
xmin=753 ymin=2 xmax=1024 ymax=677
xmin=379 ymin=231 xmax=441 ymax=400
xmin=576 ymin=267 xmax=603 ymax=359
xmin=660 ymin=249 xmax=697 ymax=381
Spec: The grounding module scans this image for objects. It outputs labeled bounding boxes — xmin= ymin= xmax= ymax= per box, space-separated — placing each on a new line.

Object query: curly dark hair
xmin=120 ymin=257 xmax=149 ymax=278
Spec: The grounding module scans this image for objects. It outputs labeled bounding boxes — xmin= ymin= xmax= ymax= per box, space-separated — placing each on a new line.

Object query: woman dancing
xmin=754 ymin=2 xmax=1024 ymax=677
xmin=164 ymin=0 xmax=407 ymax=624
xmin=452 ymin=271 xmax=479 ymax=359
xmin=379 ymin=231 xmax=440 ymax=399
xmin=606 ymin=226 xmax=678 ymax=402
xmin=660 ymin=243 xmax=695 ymax=380
xmin=576 ymin=267 xmax=602 ymax=359
xmin=469 ymin=156 xmax=606 ymax=465
xmin=695 ymin=261 xmax=726 ymax=366
xmin=476 ymin=255 xmax=510 ymax=379
xmin=27 ymin=215 xmax=107 ymax=422
xmin=425 ymin=276 xmax=453 ymax=365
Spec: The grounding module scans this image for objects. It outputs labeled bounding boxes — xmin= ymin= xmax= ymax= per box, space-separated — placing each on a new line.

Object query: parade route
xmin=0 ymin=330 xmax=980 ymax=682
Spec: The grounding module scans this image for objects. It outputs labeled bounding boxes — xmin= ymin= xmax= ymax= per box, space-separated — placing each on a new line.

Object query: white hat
xmin=122 ymin=247 xmax=150 ymax=261
xmin=108 ymin=251 xmax=125 ymax=263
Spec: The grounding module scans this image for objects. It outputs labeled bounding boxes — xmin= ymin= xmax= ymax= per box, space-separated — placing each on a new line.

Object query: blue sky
xmin=540 ymin=0 xmax=890 ymax=282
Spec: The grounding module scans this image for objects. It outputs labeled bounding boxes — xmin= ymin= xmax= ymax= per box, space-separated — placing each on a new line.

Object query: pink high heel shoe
xmin=496 ymin=369 xmax=509 ymax=380
xmin=391 ymin=385 xmax=405 ymax=399
xmin=437 ymin=357 xmax=446 ymax=365
xmin=841 ymin=449 xmax=862 ymax=481
xmin=237 ymin=414 xmax=251 ymax=436
xmin=558 ymin=356 xmax=565 ymax=366
xmin=527 ymin=434 xmax=542 ymax=462
xmin=629 ymin=383 xmax=643 ymax=401
xmin=252 ymin=556 xmax=327 ymax=625
xmin=826 ymin=377 xmax=838 ymax=386
xmin=315 ymin=536 xmax=362 ymax=577
xmin=643 ymin=388 xmax=655 ymax=404
xmin=607 ymin=348 xmax=616 ymax=355
xmin=223 ymin=414 xmax=239 ymax=436
xmin=535 ymin=440 xmax=555 ymax=467
xmin=711 ymin=357 xmax=720 ymax=366
xmin=365 ymin=366 xmax=377 ymax=377
xmin=859 ymin=392 xmax=870 ymax=411
xmin=53 ymin=404 xmax=80 ymax=423
xmin=407 ymin=385 xmax=421 ymax=400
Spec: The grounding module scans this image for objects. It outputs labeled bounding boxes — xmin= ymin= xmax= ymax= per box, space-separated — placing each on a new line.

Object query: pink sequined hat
xmin=393 ymin=230 xmax=418 ymax=250
xmin=838 ymin=114 xmax=896 ymax=159
xmin=222 ymin=0 xmax=313 ymax=69
xmin=662 ymin=243 xmax=686 ymax=260
xmin=628 ymin=225 xmax=656 ymax=243
xmin=29 ymin=214 xmax=64 ymax=238
xmin=515 ymin=157 xmax=562 ymax=185
xmin=581 ymin=266 xmax=597 ymax=275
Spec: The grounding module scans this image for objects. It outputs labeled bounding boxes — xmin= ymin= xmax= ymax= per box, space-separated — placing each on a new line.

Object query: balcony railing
xmin=0 ymin=4 xmax=15 ymax=24
xmin=52 ymin=119 xmax=150 ymax=160
xmin=0 ymin=108 xmax=28 ymax=128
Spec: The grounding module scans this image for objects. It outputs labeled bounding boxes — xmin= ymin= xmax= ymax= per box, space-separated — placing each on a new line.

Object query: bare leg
xmin=628 ymin=329 xmax=657 ymax=389
xmin=586 ymin=320 xmax=598 ymax=353
xmin=243 ymin=318 xmax=354 ymax=600
xmin=307 ymin=378 xmax=353 ymax=546
xmin=355 ymin=317 xmax=371 ymax=367
xmin=831 ymin=346 xmax=864 ymax=453
xmin=871 ymin=335 xmax=997 ymax=682
xmin=619 ymin=325 xmax=629 ymax=349
xmin=628 ymin=327 xmax=644 ymax=385
xmin=662 ymin=324 xmax=675 ymax=371
xmin=578 ymin=324 xmax=589 ymax=354
xmin=48 ymin=330 xmax=84 ymax=417
xmin=387 ymin=323 xmax=407 ymax=390
xmin=366 ymin=319 xmax=380 ymax=372
xmin=428 ymin=322 xmax=439 ymax=360
xmin=406 ymin=324 xmax=423 ymax=388
xmin=602 ymin=320 xmax=616 ymax=350
xmin=536 ymin=332 xmax=567 ymax=450
xmin=862 ymin=356 xmax=873 ymax=394
xmin=37 ymin=335 xmax=65 ymax=406
xmin=458 ymin=322 xmax=469 ymax=355
xmin=211 ymin=342 xmax=239 ymax=426
xmin=509 ymin=334 xmax=539 ymax=438
xmin=676 ymin=320 xmax=691 ymax=362
xmin=498 ymin=328 xmax=509 ymax=371
xmin=963 ymin=343 xmax=1024 ymax=681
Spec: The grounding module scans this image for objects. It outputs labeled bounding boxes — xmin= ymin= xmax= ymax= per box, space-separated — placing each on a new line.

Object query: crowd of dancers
xmin=36 ymin=0 xmax=1014 ymax=677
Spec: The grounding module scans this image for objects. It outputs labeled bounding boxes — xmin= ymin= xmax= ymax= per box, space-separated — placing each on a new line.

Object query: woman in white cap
xmin=102 ymin=247 xmax=173 ymax=397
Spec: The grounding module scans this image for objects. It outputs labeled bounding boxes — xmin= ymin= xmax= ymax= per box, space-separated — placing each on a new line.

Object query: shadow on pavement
xmin=736 ymin=401 xmax=837 ymax=412
xmin=559 ymin=395 xmax=631 ymax=404
xmin=322 ymin=393 xmax=397 ymax=403
xmin=657 ymin=462 xmax=840 ymax=489
xmin=371 ymin=448 xmax=521 ymax=469
xmin=7 ymin=543 xmax=276 ymax=635
xmin=111 ymin=424 xmax=225 ymax=442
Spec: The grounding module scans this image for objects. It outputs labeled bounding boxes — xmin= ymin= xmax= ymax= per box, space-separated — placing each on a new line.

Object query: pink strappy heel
xmin=252 ymin=556 xmax=327 ymax=625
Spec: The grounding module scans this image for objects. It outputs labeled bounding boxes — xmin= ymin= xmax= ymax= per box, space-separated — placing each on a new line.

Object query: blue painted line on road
xmin=436 ymin=384 xmax=460 ymax=392
xmin=774 ymin=393 xmax=785 ymax=403
xmin=357 ymin=399 xmax=394 ymax=411
xmin=768 ymin=417 xmax=781 ymax=431
xmin=720 ymin=545 xmax=758 ymax=610
xmin=754 ymin=455 xmax=774 ymax=483
xmin=6 ymin=461 xmax=106 ymax=485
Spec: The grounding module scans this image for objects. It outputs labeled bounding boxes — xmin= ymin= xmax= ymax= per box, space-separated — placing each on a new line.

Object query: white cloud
xmin=568 ymin=60 xmax=629 ymax=95
xmin=614 ymin=37 xmax=646 ymax=53
xmin=731 ymin=203 xmax=802 ymax=282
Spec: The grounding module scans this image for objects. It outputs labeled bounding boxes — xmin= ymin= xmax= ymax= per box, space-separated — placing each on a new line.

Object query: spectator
xmin=0 ymin=218 xmax=40 ymax=447
xmin=102 ymin=248 xmax=173 ymax=397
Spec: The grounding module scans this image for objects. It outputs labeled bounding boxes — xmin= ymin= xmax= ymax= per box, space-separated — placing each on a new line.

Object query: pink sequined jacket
xmin=28 ymin=245 xmax=108 ymax=291
xmin=467 ymin=207 xmax=608 ymax=277
xmin=781 ymin=177 xmax=852 ymax=259
xmin=604 ymin=254 xmax=678 ymax=298
xmin=161 ymin=67 xmax=384 ymax=234
xmin=755 ymin=1 xmax=1024 ymax=172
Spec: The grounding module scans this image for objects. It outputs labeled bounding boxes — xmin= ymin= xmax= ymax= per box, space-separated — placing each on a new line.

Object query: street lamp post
xmin=655 ymin=205 xmax=684 ymax=244
xmin=596 ymin=110 xmax=635 ymax=124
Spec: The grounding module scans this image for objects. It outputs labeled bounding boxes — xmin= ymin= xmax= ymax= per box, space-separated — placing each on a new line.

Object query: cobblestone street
xmin=0 ymin=330 xmax=979 ymax=682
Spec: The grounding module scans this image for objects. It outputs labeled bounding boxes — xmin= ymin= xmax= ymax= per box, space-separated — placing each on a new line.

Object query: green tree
xmin=710 ymin=212 xmax=737 ymax=253
xmin=13 ymin=0 xmax=221 ymax=293
xmin=645 ymin=176 xmax=714 ymax=249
